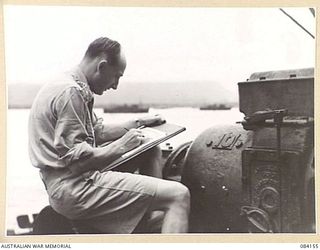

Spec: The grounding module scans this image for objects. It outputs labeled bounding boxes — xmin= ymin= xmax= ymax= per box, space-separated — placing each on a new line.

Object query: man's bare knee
xmin=148 ymin=180 xmax=190 ymax=233
xmin=171 ymin=183 xmax=190 ymax=210
xmin=151 ymin=181 xmax=190 ymax=211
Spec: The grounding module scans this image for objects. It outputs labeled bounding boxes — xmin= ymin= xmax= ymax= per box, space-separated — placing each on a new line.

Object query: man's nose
xmin=112 ymin=83 xmax=118 ymax=90
xmin=112 ymin=80 xmax=119 ymax=89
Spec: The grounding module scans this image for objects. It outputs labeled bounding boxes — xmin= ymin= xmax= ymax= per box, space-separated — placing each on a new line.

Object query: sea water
xmin=6 ymin=107 xmax=244 ymax=232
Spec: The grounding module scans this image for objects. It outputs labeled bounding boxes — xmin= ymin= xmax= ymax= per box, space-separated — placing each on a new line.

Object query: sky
xmin=3 ymin=6 xmax=315 ymax=95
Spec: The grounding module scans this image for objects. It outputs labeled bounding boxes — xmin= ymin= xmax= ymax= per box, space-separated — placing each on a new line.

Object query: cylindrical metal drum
xmin=182 ymin=124 xmax=253 ymax=233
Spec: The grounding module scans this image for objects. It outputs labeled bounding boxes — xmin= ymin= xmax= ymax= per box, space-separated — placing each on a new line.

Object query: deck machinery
xmin=181 ymin=68 xmax=315 ymax=233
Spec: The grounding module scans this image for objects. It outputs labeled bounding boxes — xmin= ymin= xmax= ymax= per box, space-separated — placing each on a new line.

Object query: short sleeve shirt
xmin=28 ymin=67 xmax=100 ymax=170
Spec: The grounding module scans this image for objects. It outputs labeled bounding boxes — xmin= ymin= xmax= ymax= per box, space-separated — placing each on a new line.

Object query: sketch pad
xmin=100 ymin=123 xmax=186 ymax=172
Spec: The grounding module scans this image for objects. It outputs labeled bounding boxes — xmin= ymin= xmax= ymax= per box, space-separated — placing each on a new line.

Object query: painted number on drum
xmin=208 ymin=133 xmax=243 ymax=150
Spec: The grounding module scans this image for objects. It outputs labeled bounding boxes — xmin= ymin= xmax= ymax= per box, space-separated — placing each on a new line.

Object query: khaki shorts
xmin=47 ymin=170 xmax=159 ymax=234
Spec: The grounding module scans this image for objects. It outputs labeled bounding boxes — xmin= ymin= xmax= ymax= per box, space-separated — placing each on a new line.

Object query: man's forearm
xmin=68 ymin=141 xmax=125 ymax=175
xmin=94 ymin=114 xmax=163 ymax=145
xmin=95 ymin=119 xmax=138 ymax=144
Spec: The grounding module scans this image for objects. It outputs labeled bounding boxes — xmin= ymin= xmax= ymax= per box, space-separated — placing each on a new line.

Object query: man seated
xmin=28 ymin=37 xmax=190 ymax=234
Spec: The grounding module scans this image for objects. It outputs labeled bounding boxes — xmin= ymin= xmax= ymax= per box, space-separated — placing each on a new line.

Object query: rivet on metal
xmin=222 ymin=185 xmax=228 ymax=191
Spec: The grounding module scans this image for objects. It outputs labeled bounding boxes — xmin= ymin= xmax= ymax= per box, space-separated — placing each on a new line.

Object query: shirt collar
xmin=71 ymin=66 xmax=94 ymax=103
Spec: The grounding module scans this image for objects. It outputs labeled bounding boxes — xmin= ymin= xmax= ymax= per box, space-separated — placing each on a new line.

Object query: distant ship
xmin=103 ymin=104 xmax=149 ymax=113
xmin=199 ymin=104 xmax=231 ymax=110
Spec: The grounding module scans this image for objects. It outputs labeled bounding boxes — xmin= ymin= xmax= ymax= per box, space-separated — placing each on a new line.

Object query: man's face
xmin=92 ymin=52 xmax=126 ymax=95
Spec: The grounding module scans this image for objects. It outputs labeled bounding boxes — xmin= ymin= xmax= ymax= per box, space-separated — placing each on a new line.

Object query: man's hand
xmin=116 ymin=129 xmax=145 ymax=153
xmin=137 ymin=114 xmax=166 ymax=127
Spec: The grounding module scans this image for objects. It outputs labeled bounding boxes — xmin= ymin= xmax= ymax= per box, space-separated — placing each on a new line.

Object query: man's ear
xmin=97 ymin=59 xmax=108 ymax=73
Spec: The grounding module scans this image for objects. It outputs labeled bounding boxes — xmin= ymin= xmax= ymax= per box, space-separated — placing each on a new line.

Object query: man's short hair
xmin=84 ymin=37 xmax=121 ymax=65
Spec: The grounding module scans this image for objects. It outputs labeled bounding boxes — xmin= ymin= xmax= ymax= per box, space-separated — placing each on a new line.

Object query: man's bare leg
xmin=136 ymin=146 xmax=165 ymax=232
xmin=149 ymin=180 xmax=190 ymax=233
xmin=118 ymin=145 xmax=190 ymax=233
xmin=139 ymin=146 xmax=163 ymax=178
xmin=131 ymin=146 xmax=190 ymax=233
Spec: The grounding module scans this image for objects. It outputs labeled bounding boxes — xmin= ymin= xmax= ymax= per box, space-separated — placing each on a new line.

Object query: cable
xmin=279 ymin=8 xmax=315 ymax=39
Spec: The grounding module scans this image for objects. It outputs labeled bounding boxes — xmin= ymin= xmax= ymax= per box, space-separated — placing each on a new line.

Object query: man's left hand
xmin=137 ymin=114 xmax=166 ymax=127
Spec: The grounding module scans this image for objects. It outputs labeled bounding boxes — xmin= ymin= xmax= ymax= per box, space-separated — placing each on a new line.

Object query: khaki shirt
xmin=28 ymin=67 xmax=106 ymax=171
xmin=28 ymin=68 xmax=158 ymax=232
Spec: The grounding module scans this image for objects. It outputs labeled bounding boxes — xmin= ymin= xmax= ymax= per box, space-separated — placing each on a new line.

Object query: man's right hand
xmin=116 ymin=129 xmax=145 ymax=153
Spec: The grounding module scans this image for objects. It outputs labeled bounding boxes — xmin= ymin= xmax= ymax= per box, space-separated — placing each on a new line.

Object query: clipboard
xmin=100 ymin=123 xmax=186 ymax=172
